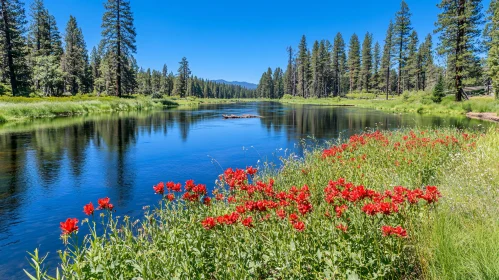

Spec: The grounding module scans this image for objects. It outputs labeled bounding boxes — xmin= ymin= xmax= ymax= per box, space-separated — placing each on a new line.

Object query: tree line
xmin=258 ymin=0 xmax=499 ymax=101
xmin=0 ymin=0 xmax=256 ymax=98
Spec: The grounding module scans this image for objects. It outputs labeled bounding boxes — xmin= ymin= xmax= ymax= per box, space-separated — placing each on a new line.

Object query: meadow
xmin=24 ymin=127 xmax=499 ymax=279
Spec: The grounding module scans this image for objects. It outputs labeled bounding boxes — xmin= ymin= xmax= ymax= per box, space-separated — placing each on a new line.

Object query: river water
xmin=0 ymin=102 xmax=488 ymax=278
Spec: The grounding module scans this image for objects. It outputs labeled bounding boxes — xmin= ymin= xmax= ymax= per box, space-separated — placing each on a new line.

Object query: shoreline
xmin=466 ymin=112 xmax=499 ymax=123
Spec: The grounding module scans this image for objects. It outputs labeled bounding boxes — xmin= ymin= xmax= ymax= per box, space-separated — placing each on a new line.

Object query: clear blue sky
xmin=29 ymin=0 xmax=491 ymax=84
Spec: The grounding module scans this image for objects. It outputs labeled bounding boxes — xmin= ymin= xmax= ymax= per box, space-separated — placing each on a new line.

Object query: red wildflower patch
xmin=166 ymin=193 xmax=175 ymax=201
xmin=153 ymin=182 xmax=165 ymax=195
xmin=242 ymin=216 xmax=253 ymax=227
xmin=336 ymin=224 xmax=348 ymax=233
xmin=382 ymin=225 xmax=407 ymax=238
xmin=246 ymin=166 xmax=258 ymax=175
xmin=60 ymin=218 xmax=79 ymax=235
xmin=201 ymin=217 xmax=216 ymax=230
xmin=83 ymin=202 xmax=94 ymax=216
xmin=292 ymin=221 xmax=305 ymax=232
xmin=97 ymin=197 xmax=114 ymax=210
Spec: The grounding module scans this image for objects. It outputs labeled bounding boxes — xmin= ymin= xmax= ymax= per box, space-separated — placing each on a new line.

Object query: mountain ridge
xmin=213 ymin=79 xmax=258 ymax=90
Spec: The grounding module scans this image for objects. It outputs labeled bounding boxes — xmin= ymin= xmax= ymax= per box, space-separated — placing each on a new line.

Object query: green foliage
xmin=432 ymin=74 xmax=446 ymax=103
xmin=348 ymin=34 xmax=361 ymax=92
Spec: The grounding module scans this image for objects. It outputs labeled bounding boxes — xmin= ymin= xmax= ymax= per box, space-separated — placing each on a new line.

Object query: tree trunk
xmin=455 ymin=0 xmax=465 ymax=102
xmin=116 ymin=0 xmax=122 ymax=97
xmin=1 ymin=0 xmax=18 ymax=96
xmin=386 ymin=66 xmax=390 ymax=100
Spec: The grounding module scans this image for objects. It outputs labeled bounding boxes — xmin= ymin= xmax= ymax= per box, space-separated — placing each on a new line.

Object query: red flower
xmin=97 ymin=197 xmax=114 ymax=210
xmin=335 ymin=204 xmax=348 ymax=218
xmin=382 ymin=225 xmax=407 ymax=238
xmin=60 ymin=218 xmax=79 ymax=235
xmin=420 ymin=186 xmax=441 ymax=203
xmin=215 ymin=193 xmax=224 ymax=201
xmin=166 ymin=193 xmax=175 ymax=201
xmin=201 ymin=217 xmax=216 ymax=230
xmin=246 ymin=166 xmax=258 ymax=175
xmin=289 ymin=213 xmax=299 ymax=222
xmin=203 ymin=197 xmax=211 ymax=206
xmin=83 ymin=202 xmax=94 ymax=216
xmin=185 ymin=180 xmax=195 ymax=191
xmin=276 ymin=209 xmax=286 ymax=219
xmin=166 ymin=182 xmax=182 ymax=192
xmin=242 ymin=216 xmax=253 ymax=227
xmin=336 ymin=224 xmax=348 ymax=233
xmin=292 ymin=221 xmax=305 ymax=232
xmin=153 ymin=182 xmax=165 ymax=195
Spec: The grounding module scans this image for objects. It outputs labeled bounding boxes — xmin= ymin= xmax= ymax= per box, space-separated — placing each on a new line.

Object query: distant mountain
xmin=213 ymin=79 xmax=258 ymax=90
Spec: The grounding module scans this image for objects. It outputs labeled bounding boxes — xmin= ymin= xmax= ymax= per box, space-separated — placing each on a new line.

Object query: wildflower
xmin=335 ymin=204 xmax=348 ymax=218
xmin=83 ymin=202 xmax=94 ymax=216
xmin=420 ymin=186 xmax=441 ymax=203
xmin=203 ymin=197 xmax=211 ymax=206
xmin=242 ymin=216 xmax=253 ymax=227
xmin=153 ymin=182 xmax=165 ymax=195
xmin=166 ymin=182 xmax=182 ymax=192
xmin=215 ymin=193 xmax=224 ymax=201
xmin=201 ymin=217 xmax=216 ymax=230
xmin=292 ymin=221 xmax=305 ymax=232
xmin=382 ymin=225 xmax=407 ymax=238
xmin=166 ymin=193 xmax=175 ymax=201
xmin=276 ymin=209 xmax=286 ymax=219
xmin=246 ymin=166 xmax=258 ymax=175
xmin=97 ymin=197 xmax=114 ymax=210
xmin=289 ymin=213 xmax=299 ymax=222
xmin=185 ymin=180 xmax=195 ymax=191
xmin=60 ymin=218 xmax=79 ymax=235
xmin=336 ymin=224 xmax=348 ymax=233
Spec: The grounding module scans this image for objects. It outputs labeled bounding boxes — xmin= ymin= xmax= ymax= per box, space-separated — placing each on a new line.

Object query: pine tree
xmin=311 ymin=40 xmax=320 ymax=97
xmin=160 ymin=64 xmax=168 ymax=95
xmin=348 ymin=34 xmax=361 ymax=93
xmin=332 ymin=32 xmax=346 ymax=96
xmin=297 ymin=35 xmax=309 ymax=97
xmin=0 ymin=0 xmax=30 ymax=95
xmin=360 ymin=32 xmax=373 ymax=91
xmin=62 ymin=16 xmax=90 ymax=94
xmin=435 ymin=0 xmax=483 ymax=101
xmin=174 ymin=57 xmax=191 ymax=97
xmin=101 ymin=0 xmax=137 ymax=97
xmin=381 ymin=21 xmax=395 ymax=99
xmin=273 ymin=67 xmax=284 ymax=98
xmin=432 ymin=73 xmax=445 ymax=103
xmin=486 ymin=0 xmax=499 ymax=98
xmin=418 ymin=34 xmax=434 ymax=91
xmin=405 ymin=30 xmax=419 ymax=91
xmin=373 ymin=42 xmax=381 ymax=91
xmin=284 ymin=46 xmax=296 ymax=96
xmin=393 ymin=0 xmax=412 ymax=95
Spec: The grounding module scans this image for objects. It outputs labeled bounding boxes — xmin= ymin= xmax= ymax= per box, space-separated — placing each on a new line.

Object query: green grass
xmin=24 ymin=127 xmax=499 ymax=279
xmin=279 ymin=91 xmax=499 ymax=116
xmin=0 ymin=95 xmax=163 ymax=122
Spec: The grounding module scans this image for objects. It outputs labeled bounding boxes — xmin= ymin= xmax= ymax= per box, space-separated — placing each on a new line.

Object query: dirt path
xmin=466 ymin=112 xmax=499 ymax=123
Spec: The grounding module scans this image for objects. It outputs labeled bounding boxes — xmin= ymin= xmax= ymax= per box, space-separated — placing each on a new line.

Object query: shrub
xmin=432 ymin=75 xmax=446 ymax=103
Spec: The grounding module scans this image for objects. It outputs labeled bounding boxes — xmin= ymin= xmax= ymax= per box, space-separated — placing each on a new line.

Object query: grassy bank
xmin=279 ymin=92 xmax=499 ymax=116
xmin=25 ymin=127 xmax=498 ymax=279
xmin=0 ymin=96 xmax=164 ymax=123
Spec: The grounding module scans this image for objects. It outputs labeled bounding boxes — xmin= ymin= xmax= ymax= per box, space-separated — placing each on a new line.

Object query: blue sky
xmin=30 ymin=0 xmax=491 ymax=84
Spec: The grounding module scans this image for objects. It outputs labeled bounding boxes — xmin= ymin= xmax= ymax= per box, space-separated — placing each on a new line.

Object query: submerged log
xmin=222 ymin=114 xmax=262 ymax=119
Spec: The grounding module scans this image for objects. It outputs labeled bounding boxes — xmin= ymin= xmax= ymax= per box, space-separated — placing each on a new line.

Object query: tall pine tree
xmin=332 ymin=32 xmax=346 ymax=96
xmin=101 ymin=0 xmax=137 ymax=97
xmin=435 ymin=0 xmax=483 ymax=101
xmin=62 ymin=16 xmax=90 ymax=94
xmin=0 ymin=0 xmax=30 ymax=95
xmin=486 ymin=0 xmax=499 ymax=98
xmin=360 ymin=32 xmax=373 ymax=91
xmin=348 ymin=34 xmax=361 ymax=93
xmin=381 ymin=21 xmax=395 ymax=99
xmin=393 ymin=0 xmax=412 ymax=95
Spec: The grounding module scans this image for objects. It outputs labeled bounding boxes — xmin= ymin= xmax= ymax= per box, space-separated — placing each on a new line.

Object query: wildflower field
xmin=26 ymin=127 xmax=499 ymax=279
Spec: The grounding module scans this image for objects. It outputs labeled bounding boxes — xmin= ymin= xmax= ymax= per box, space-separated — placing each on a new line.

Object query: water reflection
xmin=0 ymin=102 xmax=490 ymax=279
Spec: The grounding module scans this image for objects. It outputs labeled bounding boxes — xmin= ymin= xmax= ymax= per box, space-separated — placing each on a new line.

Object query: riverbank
xmin=26 ymin=127 xmax=499 ymax=279
xmin=0 ymin=96 xmax=165 ymax=123
xmin=279 ymin=92 xmax=499 ymax=117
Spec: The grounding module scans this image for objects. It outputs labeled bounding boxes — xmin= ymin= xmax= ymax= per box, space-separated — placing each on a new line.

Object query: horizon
xmin=28 ymin=0 xmax=491 ymax=84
